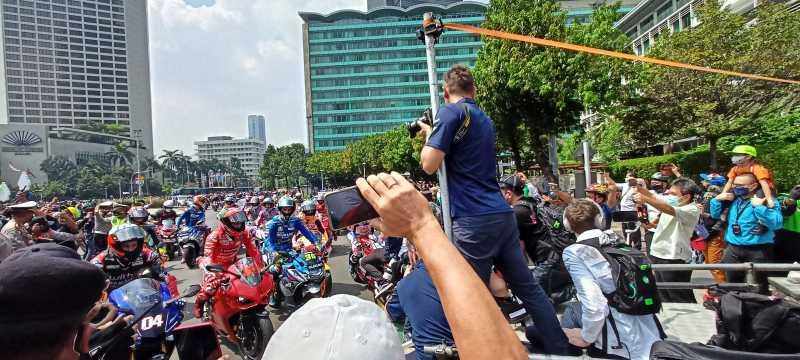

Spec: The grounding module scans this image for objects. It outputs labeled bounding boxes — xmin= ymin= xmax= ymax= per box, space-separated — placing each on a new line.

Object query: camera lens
xmin=407 ymin=121 xmax=422 ymax=138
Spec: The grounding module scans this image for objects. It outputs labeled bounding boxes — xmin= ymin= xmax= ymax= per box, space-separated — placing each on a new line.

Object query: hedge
xmin=609 ymin=143 xmax=799 ymax=192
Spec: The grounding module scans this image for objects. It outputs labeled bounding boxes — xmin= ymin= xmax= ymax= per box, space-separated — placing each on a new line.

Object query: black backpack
xmin=581 ymin=237 xmax=666 ymax=352
xmin=535 ymin=203 xmax=576 ymax=256
xmin=708 ymin=290 xmax=800 ymax=354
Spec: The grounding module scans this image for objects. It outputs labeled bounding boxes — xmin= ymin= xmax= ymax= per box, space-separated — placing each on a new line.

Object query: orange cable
xmin=444 ymin=23 xmax=800 ymax=85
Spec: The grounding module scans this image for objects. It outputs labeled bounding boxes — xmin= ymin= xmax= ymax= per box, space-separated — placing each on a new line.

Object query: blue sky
xmin=149 ymin=0 xmax=365 ymax=155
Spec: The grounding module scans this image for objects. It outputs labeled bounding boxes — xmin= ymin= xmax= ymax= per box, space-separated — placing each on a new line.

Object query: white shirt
xmin=646 ymin=191 xmax=662 ymax=233
xmin=619 ymin=184 xmax=637 ymax=211
xmin=563 ymin=229 xmax=662 ymax=360
xmin=649 ymin=203 xmax=700 ymax=261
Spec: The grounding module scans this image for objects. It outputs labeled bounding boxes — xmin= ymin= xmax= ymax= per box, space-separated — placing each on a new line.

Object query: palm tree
xmin=158 ymin=150 xmax=184 ymax=182
xmin=105 ymin=143 xmax=134 ymax=167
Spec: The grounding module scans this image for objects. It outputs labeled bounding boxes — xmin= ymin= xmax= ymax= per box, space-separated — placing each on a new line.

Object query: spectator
xmin=90 ymin=202 xmax=124 ymax=259
xmin=585 ymin=181 xmax=617 ymax=231
xmin=516 ymin=171 xmax=540 ymax=199
xmin=386 ymin=258 xmax=453 ymax=360
xmin=722 ymin=145 xmax=776 ymax=208
xmin=499 ymin=174 xmax=548 ymax=263
xmin=264 ymin=295 xmax=403 ymax=360
xmin=711 ymin=173 xmax=783 ymax=294
xmin=775 ymin=185 xmax=800 ymax=265
xmin=417 ymin=64 xmax=568 ymax=354
xmin=357 ymin=172 xmax=527 ymax=359
xmin=644 ymin=172 xmax=671 ymax=252
xmin=698 ymin=174 xmax=728 ymax=283
xmin=0 ymin=243 xmax=108 ymax=360
xmin=634 ymin=178 xmax=701 ymax=303
xmin=1 ymin=201 xmax=38 ymax=255
xmin=29 ymin=216 xmax=79 ymax=251
xmin=607 ymin=172 xmax=643 ymax=249
xmin=560 ymin=199 xmax=663 ymax=360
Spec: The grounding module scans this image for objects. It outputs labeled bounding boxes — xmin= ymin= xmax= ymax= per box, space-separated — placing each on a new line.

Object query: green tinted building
xmin=299 ymin=1 xmax=638 ymax=152
xmin=299 ymin=2 xmax=486 ymax=152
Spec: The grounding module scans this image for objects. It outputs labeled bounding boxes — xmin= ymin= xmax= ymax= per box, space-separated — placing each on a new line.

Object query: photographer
xmin=415 ymin=64 xmax=568 ymax=354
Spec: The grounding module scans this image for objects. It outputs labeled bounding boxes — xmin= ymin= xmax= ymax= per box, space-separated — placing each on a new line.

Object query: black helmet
xmin=127 ymin=206 xmax=149 ymax=224
xmin=224 ymin=196 xmax=236 ymax=204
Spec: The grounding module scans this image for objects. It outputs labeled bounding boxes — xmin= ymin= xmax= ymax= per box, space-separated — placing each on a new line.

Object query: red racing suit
xmin=316 ymin=203 xmax=333 ymax=240
xmin=198 ymin=224 xmax=264 ymax=299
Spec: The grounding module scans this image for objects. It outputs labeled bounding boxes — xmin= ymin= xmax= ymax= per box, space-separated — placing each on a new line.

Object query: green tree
xmin=40 ymin=156 xmax=78 ymax=186
xmin=105 ymin=143 xmax=134 ymax=167
xmin=473 ymin=0 xmax=634 ymax=180
xmin=616 ymin=1 xmax=800 ymax=169
xmin=158 ymin=149 xmax=184 ymax=182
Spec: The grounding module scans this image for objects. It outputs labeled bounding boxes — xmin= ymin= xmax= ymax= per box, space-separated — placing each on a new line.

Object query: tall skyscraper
xmin=0 ymin=0 xmax=154 ymax=154
xmin=247 ymin=114 xmax=266 ymax=144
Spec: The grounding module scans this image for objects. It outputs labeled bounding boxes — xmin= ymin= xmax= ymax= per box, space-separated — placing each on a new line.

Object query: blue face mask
xmin=665 ymin=195 xmax=681 ymax=207
xmin=733 ymin=186 xmax=751 ymax=198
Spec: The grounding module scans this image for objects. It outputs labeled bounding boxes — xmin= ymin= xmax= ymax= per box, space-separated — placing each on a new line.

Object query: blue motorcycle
xmin=273 ymin=245 xmax=332 ymax=309
xmin=107 ymin=278 xmax=191 ymax=359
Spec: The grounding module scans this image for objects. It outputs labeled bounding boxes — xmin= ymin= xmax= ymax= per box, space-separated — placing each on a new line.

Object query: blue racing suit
xmin=263 ymin=215 xmax=319 ymax=253
xmin=177 ymin=205 xmax=205 ymax=228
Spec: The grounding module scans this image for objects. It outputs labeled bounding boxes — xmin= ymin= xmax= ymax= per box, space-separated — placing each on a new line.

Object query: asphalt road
xmin=168 ymin=210 xmax=371 ymax=359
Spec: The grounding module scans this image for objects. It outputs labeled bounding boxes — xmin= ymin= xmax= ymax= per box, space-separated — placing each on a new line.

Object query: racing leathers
xmin=195 ymin=223 xmax=263 ymax=316
xmin=264 ymin=215 xmax=319 ymax=306
xmin=246 ymin=205 xmax=263 ymax=223
xmin=177 ymin=204 xmax=205 ymax=228
xmin=316 ymin=203 xmax=333 ymax=240
xmin=91 ymin=247 xmax=163 ymax=291
xmin=154 ymin=208 xmax=178 ymax=223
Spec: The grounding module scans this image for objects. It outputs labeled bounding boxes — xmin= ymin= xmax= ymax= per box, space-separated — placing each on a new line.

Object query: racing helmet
xmin=300 ymin=200 xmax=316 ymax=216
xmin=193 ymin=195 xmax=209 ymax=208
xmin=277 ymin=196 xmax=296 ymax=219
xmin=224 ymin=196 xmax=236 ymax=205
xmin=248 ymin=196 xmax=259 ymax=205
xmin=163 ymin=200 xmax=176 ymax=209
xmin=218 ymin=208 xmax=247 ymax=232
xmin=127 ymin=206 xmax=149 ymax=224
xmin=108 ymin=223 xmax=146 ymax=265
xmin=263 ymin=197 xmax=275 ymax=206
xmin=355 ymin=222 xmax=371 ymax=236
xmin=315 ymin=193 xmax=325 ymax=203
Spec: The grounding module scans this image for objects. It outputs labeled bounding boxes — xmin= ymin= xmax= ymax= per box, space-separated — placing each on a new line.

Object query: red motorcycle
xmin=202 ymin=257 xmax=275 ymax=360
xmin=348 ymin=232 xmax=376 ymax=284
xmin=156 ymin=218 xmax=179 ymax=261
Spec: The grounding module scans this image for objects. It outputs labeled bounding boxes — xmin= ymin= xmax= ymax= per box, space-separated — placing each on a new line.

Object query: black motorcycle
xmin=177 ymin=225 xmax=208 ymax=268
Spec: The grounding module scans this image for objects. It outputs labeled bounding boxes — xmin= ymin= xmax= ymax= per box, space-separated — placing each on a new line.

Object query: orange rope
xmin=444 ymin=23 xmax=800 ymax=85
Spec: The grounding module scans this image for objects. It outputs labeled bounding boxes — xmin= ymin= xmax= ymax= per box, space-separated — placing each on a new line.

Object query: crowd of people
xmin=0 ymin=64 xmax=798 ymax=360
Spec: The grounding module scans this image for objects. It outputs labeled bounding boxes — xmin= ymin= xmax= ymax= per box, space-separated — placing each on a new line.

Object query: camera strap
xmin=452 ymin=103 xmax=472 ymax=144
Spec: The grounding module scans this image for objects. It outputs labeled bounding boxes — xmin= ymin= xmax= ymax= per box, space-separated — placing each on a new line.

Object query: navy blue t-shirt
xmin=386 ymin=262 xmax=453 ymax=360
xmin=426 ymin=98 xmax=510 ymax=219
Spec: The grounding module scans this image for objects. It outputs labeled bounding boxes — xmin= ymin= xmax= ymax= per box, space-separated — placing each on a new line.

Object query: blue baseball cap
xmin=699 ymin=173 xmax=726 ymax=186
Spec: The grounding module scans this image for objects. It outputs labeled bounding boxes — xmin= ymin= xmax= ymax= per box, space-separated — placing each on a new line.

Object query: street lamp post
xmin=362 ymin=162 xmax=366 ymax=178
xmin=133 ymin=129 xmax=142 ymax=197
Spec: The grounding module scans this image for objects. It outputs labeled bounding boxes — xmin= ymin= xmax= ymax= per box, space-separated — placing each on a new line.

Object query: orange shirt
xmin=727 ymin=162 xmax=774 ymax=189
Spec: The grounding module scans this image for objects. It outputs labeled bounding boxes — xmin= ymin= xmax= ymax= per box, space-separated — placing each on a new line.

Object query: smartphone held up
xmin=324 ymin=186 xmax=380 ymax=230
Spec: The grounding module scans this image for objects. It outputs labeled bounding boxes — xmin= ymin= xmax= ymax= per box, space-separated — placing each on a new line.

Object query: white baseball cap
xmin=262 ymin=294 xmax=403 ymax=360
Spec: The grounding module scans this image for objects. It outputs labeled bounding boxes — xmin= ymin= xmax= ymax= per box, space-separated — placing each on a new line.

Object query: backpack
xmin=582 ymin=237 xmax=666 ymax=352
xmin=535 ymin=203 xmax=576 ymax=256
xmin=708 ymin=290 xmax=800 ymax=354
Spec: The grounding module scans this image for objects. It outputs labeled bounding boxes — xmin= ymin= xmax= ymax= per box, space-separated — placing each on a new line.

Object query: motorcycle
xmin=104 ymin=277 xmax=196 ymax=359
xmin=348 ymin=232 xmax=398 ymax=306
xmin=348 ymin=232 xmax=376 ymax=284
xmin=202 ymin=257 xmax=275 ymax=360
xmin=211 ymin=201 xmax=220 ymax=212
xmin=156 ymin=219 xmax=179 ymax=261
xmin=274 ymin=244 xmax=332 ymax=309
xmin=178 ymin=224 xmax=208 ymax=269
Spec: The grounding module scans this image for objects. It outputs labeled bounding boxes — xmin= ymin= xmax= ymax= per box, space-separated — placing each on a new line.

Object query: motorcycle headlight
xmin=237 ymin=296 xmax=252 ymax=304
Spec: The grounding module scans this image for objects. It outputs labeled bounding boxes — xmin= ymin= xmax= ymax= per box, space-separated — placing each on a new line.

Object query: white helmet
xmin=163 ymin=200 xmax=176 ymax=208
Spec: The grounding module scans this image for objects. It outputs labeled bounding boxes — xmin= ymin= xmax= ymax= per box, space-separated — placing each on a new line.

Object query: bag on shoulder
xmin=584 ymin=237 xmax=662 ymax=315
xmin=535 ymin=203 xmax=576 ymax=256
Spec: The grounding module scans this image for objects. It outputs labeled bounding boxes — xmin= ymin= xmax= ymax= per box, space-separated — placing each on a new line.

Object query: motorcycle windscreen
xmin=108 ymin=278 xmax=162 ymax=316
xmin=162 ymin=219 xmax=175 ymax=228
xmin=173 ymin=322 xmax=222 ymax=360
xmin=236 ymin=257 xmax=262 ymax=287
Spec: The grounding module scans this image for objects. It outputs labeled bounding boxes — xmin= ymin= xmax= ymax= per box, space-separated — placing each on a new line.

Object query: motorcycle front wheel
xmin=183 ymin=246 xmax=197 ymax=268
xmin=237 ymin=313 xmax=274 ymax=360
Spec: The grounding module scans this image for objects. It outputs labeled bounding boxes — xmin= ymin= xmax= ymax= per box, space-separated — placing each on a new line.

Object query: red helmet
xmin=193 ymin=195 xmax=209 ymax=208
xmin=355 ymin=222 xmax=371 ymax=236
xmin=107 ymin=223 xmax=145 ymax=265
xmin=218 ymin=208 xmax=247 ymax=233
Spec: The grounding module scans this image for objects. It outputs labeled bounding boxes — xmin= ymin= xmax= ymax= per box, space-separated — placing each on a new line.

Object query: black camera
xmin=407 ymin=108 xmax=433 ymax=138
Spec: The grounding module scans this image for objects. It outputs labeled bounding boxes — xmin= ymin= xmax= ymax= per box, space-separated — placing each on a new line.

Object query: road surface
xmin=168 ymin=210 xmax=371 ymax=358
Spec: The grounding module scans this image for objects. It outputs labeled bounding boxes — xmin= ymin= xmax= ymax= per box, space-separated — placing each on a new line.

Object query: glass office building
xmin=300 ymin=0 xmax=638 ymax=152
xmin=300 ymin=1 xmax=485 ymax=152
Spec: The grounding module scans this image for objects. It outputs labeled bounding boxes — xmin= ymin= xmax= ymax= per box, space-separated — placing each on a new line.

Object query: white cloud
xmin=149 ymin=0 xmax=364 ymax=155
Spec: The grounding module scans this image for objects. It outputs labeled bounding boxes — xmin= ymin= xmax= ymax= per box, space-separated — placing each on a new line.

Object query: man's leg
xmin=650 ymin=256 xmax=695 ymax=303
xmin=644 ymin=231 xmax=654 ymax=254
xmin=704 ymin=233 xmax=726 ymax=283
xmin=721 ymin=245 xmax=746 ymax=285
xmin=493 ymin=212 xmax=569 ymax=354
xmin=451 ymin=215 xmax=500 ymax=284
xmin=359 ymin=248 xmax=385 ymax=279
xmin=743 ymin=244 xmax=774 ymax=294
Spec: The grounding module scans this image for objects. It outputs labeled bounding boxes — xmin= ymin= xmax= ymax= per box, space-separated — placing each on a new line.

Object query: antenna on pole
xmin=419 ymin=12 xmax=453 ymax=238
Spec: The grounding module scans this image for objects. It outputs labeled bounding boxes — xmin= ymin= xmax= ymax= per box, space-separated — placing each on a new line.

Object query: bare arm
xmin=635 ymin=187 xmax=675 ymax=216
xmin=357 ymin=173 xmax=526 ymax=360
xmin=420 ymin=146 xmax=445 ymax=175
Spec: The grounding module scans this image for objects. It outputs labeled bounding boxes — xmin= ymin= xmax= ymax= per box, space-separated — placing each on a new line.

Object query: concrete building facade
xmin=194 ymin=136 xmax=265 ymax=180
xmin=247 ymin=114 xmax=266 ymax=144
xmin=0 ymin=0 xmax=154 ymax=155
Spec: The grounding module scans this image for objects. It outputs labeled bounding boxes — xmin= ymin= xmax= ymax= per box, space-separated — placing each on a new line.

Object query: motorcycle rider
xmin=128 ymin=206 xmax=159 ymax=248
xmin=177 ymin=195 xmax=208 ymax=228
xmin=194 ymin=208 xmax=264 ymax=318
xmin=255 ymin=197 xmax=276 ymax=227
xmin=246 ymin=196 xmax=262 ymax=223
xmin=298 ymin=200 xmax=327 ymax=248
xmin=153 ymin=200 xmax=178 ymax=223
xmin=223 ymin=195 xmax=237 ymax=209
xmin=264 ymin=196 xmax=320 ymax=307
xmin=315 ymin=194 xmax=334 ymax=242
xmin=91 ymin=223 xmax=163 ymax=291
